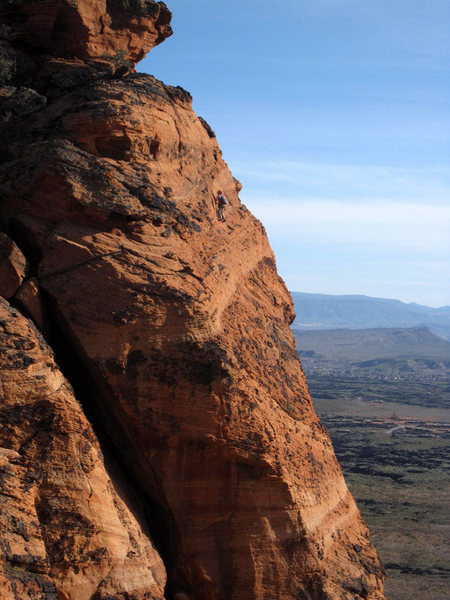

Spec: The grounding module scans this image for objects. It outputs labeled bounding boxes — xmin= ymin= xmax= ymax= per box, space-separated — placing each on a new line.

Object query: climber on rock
xmin=216 ymin=190 xmax=228 ymax=221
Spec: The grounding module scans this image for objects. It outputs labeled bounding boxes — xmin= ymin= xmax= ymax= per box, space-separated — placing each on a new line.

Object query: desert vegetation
xmin=300 ymin=332 xmax=450 ymax=600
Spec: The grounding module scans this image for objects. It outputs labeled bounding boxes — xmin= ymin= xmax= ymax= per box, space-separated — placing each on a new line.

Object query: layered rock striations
xmin=0 ymin=2 xmax=385 ymax=599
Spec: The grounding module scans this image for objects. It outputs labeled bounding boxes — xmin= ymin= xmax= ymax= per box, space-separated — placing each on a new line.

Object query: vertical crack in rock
xmin=0 ymin=228 xmax=172 ymax=597
xmin=38 ymin=286 xmax=188 ymax=598
xmin=2 ymin=222 xmax=183 ymax=596
xmin=0 ymin=292 xmax=168 ymax=599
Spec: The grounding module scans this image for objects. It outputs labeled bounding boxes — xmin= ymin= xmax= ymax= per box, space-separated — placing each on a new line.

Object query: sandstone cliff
xmin=0 ymin=2 xmax=385 ymax=599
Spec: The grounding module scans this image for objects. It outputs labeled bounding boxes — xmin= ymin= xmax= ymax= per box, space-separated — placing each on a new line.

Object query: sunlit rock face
xmin=0 ymin=2 xmax=385 ymax=598
xmin=0 ymin=299 xmax=167 ymax=600
xmin=0 ymin=0 xmax=172 ymax=63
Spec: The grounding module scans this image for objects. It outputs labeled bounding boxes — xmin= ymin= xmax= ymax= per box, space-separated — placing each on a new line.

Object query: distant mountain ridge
xmin=295 ymin=327 xmax=450 ymax=361
xmin=293 ymin=327 xmax=450 ymax=378
xmin=290 ymin=292 xmax=450 ymax=340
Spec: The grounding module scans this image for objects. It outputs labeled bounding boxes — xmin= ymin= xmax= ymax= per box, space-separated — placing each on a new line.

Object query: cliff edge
xmin=0 ymin=2 xmax=385 ymax=599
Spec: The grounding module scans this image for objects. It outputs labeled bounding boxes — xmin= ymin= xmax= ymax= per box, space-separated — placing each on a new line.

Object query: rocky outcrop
xmin=0 ymin=2 xmax=385 ymax=599
xmin=0 ymin=298 xmax=166 ymax=600
xmin=0 ymin=233 xmax=27 ymax=298
xmin=0 ymin=0 xmax=172 ymax=64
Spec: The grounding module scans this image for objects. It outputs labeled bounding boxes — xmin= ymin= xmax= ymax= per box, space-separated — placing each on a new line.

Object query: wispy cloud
xmin=236 ymin=160 xmax=450 ymax=205
xmin=235 ymin=159 xmax=450 ymax=305
xmin=243 ymin=196 xmax=450 ymax=253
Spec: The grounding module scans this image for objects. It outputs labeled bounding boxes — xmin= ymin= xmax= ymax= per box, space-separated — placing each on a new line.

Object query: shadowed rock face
xmin=0 ymin=2 xmax=385 ymax=599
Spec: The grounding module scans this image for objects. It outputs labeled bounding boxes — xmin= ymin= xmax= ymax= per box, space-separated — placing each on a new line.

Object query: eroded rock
xmin=14 ymin=277 xmax=44 ymax=330
xmin=0 ymin=0 xmax=172 ymax=64
xmin=0 ymin=299 xmax=166 ymax=600
xmin=0 ymin=232 xmax=27 ymax=299
xmin=0 ymin=2 xmax=386 ymax=599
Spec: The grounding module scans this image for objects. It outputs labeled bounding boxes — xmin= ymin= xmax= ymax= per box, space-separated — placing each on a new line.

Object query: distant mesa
xmin=291 ymin=292 xmax=450 ymax=341
xmin=294 ymin=326 xmax=450 ymax=378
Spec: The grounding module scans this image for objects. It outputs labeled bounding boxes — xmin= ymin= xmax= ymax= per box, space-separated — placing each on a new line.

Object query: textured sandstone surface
xmin=14 ymin=278 xmax=45 ymax=330
xmin=0 ymin=298 xmax=166 ymax=600
xmin=0 ymin=0 xmax=172 ymax=63
xmin=0 ymin=2 xmax=385 ymax=599
xmin=0 ymin=232 xmax=27 ymax=299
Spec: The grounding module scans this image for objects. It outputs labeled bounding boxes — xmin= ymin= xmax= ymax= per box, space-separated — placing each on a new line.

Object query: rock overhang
xmin=0 ymin=0 xmax=172 ymax=64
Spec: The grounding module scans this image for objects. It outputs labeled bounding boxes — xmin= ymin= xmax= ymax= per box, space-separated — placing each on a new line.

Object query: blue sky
xmin=141 ymin=0 xmax=450 ymax=307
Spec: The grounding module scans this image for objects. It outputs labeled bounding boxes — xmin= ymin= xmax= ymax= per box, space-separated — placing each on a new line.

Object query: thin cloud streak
xmin=242 ymin=197 xmax=450 ymax=252
xmin=236 ymin=161 xmax=450 ymax=204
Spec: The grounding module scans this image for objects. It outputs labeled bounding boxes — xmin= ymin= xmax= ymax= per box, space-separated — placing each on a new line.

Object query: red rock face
xmin=0 ymin=0 xmax=172 ymax=63
xmin=0 ymin=2 xmax=385 ymax=599
xmin=0 ymin=233 xmax=27 ymax=299
xmin=0 ymin=299 xmax=166 ymax=600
